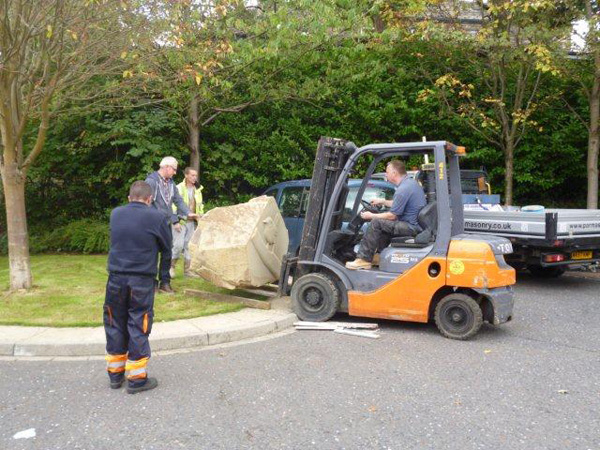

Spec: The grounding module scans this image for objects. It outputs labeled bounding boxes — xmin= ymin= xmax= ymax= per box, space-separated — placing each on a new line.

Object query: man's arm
xmin=361 ymin=210 xmax=397 ymax=221
xmin=363 ymin=195 xmax=396 ymax=220
xmin=145 ymin=176 xmax=157 ymax=205
xmin=371 ymin=198 xmax=393 ymax=208
xmin=156 ymin=218 xmax=172 ymax=281
xmin=389 ymin=186 xmax=410 ymax=220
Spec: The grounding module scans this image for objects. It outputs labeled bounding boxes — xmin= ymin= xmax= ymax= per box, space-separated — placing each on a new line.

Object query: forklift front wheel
xmin=291 ymin=273 xmax=340 ymax=322
xmin=434 ymin=293 xmax=483 ymax=340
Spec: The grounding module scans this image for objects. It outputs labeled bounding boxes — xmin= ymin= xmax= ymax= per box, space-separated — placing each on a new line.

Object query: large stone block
xmin=188 ymin=196 xmax=288 ymax=289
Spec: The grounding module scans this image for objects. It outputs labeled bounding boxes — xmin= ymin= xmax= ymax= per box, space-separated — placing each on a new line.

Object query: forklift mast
xmin=297 ymin=137 xmax=356 ymax=272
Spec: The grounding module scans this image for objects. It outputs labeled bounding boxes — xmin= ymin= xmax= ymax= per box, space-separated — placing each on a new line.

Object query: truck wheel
xmin=291 ymin=273 xmax=340 ymax=322
xmin=528 ymin=265 xmax=565 ymax=278
xmin=434 ymin=293 xmax=483 ymax=340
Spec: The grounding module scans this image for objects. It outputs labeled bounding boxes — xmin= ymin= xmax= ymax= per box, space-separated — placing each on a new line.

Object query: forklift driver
xmin=346 ymin=160 xmax=427 ymax=270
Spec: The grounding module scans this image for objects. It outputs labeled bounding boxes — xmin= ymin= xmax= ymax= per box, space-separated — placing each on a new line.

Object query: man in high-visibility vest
xmin=171 ymin=167 xmax=204 ymax=277
xmin=104 ymin=181 xmax=171 ymax=394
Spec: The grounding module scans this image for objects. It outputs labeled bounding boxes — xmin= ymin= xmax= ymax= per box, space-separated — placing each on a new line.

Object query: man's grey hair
xmin=159 ymin=156 xmax=178 ymax=169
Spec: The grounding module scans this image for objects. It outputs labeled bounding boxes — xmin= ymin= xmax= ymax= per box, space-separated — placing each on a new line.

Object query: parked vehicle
xmin=412 ymin=168 xmax=600 ymax=277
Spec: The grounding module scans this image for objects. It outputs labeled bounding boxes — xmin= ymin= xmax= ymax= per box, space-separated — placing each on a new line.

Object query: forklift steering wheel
xmin=360 ymin=199 xmax=380 ymax=214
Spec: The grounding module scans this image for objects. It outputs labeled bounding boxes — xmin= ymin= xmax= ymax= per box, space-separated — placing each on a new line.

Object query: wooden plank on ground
xmin=239 ymin=287 xmax=278 ymax=298
xmin=294 ymin=321 xmax=379 ymax=330
xmin=263 ymin=284 xmax=280 ymax=292
xmin=185 ymin=289 xmax=271 ymax=310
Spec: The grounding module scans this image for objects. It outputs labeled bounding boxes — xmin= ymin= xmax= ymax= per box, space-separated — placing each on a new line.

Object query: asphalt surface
xmin=1 ymin=273 xmax=599 ymax=450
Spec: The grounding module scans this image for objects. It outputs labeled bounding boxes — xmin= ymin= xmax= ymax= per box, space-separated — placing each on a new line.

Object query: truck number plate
xmin=572 ymin=250 xmax=592 ymax=260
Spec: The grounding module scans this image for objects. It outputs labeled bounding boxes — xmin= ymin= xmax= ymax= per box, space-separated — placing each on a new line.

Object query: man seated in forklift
xmin=346 ymin=160 xmax=427 ymax=270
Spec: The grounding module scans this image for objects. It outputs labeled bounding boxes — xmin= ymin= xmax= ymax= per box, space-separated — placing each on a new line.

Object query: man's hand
xmin=173 ymin=223 xmax=182 ymax=233
xmin=360 ymin=211 xmax=374 ymax=220
xmin=370 ymin=198 xmax=386 ymax=207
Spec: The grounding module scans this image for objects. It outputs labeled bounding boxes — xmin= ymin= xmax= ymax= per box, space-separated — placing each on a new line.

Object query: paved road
xmin=1 ymin=273 xmax=599 ymax=450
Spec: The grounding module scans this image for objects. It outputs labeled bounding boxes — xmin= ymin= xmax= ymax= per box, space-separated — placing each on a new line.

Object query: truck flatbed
xmin=463 ymin=206 xmax=600 ymax=275
xmin=464 ymin=208 xmax=600 ymax=240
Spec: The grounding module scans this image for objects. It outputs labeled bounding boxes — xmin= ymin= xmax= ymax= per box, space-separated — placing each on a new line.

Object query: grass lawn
xmin=0 ymin=254 xmax=250 ymax=327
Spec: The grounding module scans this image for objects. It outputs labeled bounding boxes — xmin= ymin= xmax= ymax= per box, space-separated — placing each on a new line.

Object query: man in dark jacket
xmin=104 ymin=181 xmax=171 ymax=394
xmin=145 ymin=156 xmax=198 ymax=293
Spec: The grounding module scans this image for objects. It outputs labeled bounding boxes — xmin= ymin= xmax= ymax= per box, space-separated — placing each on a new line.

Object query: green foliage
xmin=23 ymin=106 xmax=185 ymax=227
xmin=0 ymin=31 xmax=591 ymax=244
xmin=0 ymin=220 xmax=110 ymax=256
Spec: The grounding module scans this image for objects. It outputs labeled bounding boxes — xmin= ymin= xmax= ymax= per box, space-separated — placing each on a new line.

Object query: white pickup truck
xmin=463 ymin=206 xmax=600 ymax=277
xmin=413 ymin=169 xmax=600 ymax=277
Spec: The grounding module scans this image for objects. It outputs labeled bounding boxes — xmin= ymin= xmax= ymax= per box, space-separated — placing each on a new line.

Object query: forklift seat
xmin=390 ymin=201 xmax=437 ymax=248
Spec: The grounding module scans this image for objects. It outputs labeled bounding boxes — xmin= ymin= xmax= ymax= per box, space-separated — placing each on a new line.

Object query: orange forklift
xmin=279 ymin=137 xmax=516 ymax=340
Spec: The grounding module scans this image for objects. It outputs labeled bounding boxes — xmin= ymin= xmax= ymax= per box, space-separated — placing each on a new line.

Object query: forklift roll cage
xmin=315 ymin=140 xmax=465 ymax=261
xmin=281 ymin=138 xmax=470 ymax=297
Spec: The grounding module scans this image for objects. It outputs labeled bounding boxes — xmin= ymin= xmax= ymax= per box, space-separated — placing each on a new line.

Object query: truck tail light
xmin=544 ymin=254 xmax=565 ymax=263
xmin=552 ymin=240 xmax=565 ymax=247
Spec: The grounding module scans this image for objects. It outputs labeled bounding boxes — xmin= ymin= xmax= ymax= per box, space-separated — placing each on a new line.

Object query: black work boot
xmin=159 ymin=283 xmax=175 ymax=294
xmin=109 ymin=375 xmax=125 ymax=389
xmin=127 ymin=377 xmax=158 ymax=394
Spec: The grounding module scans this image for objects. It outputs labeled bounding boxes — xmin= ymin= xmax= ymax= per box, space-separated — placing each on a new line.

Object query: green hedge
xmin=0 ymin=220 xmax=110 ymax=256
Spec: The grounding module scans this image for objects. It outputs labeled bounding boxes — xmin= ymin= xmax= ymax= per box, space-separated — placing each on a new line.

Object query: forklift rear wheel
xmin=527 ymin=265 xmax=565 ymax=278
xmin=434 ymin=293 xmax=483 ymax=340
xmin=291 ymin=273 xmax=340 ymax=322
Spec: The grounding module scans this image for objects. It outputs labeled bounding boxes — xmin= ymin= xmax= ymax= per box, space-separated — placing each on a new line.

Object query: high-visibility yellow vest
xmin=173 ymin=181 xmax=204 ymax=219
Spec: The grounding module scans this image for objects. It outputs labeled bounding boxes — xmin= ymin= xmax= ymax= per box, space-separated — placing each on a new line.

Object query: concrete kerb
xmin=0 ymin=303 xmax=297 ymax=358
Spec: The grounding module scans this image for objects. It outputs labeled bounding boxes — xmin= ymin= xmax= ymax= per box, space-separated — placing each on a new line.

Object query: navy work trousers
xmin=103 ymin=273 xmax=155 ymax=385
xmin=357 ymin=218 xmax=417 ymax=261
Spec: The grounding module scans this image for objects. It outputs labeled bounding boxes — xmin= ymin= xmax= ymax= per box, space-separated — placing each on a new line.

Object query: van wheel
xmin=291 ymin=273 xmax=340 ymax=322
xmin=434 ymin=293 xmax=483 ymax=340
xmin=528 ymin=265 xmax=565 ymax=278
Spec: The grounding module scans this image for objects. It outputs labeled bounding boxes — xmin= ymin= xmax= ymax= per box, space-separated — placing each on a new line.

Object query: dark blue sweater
xmin=108 ymin=202 xmax=172 ymax=278
xmin=145 ymin=171 xmax=190 ymax=224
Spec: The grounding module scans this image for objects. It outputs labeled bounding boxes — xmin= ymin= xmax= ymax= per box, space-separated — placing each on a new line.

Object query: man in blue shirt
xmin=346 ymin=160 xmax=427 ymax=270
xmin=104 ymin=181 xmax=171 ymax=394
xmin=145 ymin=156 xmax=198 ymax=293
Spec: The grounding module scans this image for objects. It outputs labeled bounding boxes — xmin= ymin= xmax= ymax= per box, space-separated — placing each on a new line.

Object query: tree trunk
xmin=188 ymin=96 xmax=200 ymax=173
xmin=587 ymin=53 xmax=600 ymax=209
xmin=504 ymin=141 xmax=514 ymax=206
xmin=1 ymin=162 xmax=33 ymax=290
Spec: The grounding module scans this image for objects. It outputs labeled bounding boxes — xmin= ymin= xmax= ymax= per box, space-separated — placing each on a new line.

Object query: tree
xmin=0 ymin=0 xmax=137 ymax=289
xmin=131 ymin=0 xmax=381 ymax=173
xmin=411 ymin=0 xmax=574 ymax=204
xmin=581 ymin=1 xmax=600 ymax=208
xmin=562 ymin=1 xmax=600 ymax=208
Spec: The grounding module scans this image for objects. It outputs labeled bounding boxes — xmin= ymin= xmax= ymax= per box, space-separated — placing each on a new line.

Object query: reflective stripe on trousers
xmin=126 ymin=357 xmax=149 ymax=380
xmin=105 ymin=353 xmax=127 ymax=374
